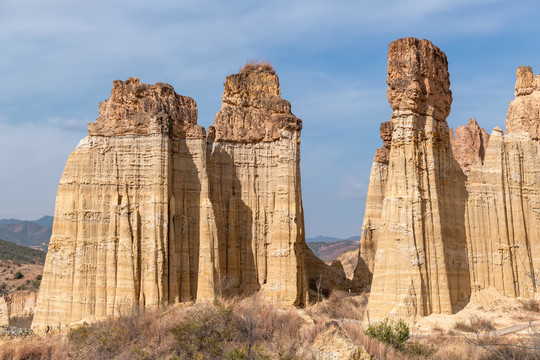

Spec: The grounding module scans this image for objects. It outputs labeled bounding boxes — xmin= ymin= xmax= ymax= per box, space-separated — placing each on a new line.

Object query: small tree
xmin=14 ymin=271 xmax=23 ymax=279
xmin=365 ymin=319 xmax=410 ymax=349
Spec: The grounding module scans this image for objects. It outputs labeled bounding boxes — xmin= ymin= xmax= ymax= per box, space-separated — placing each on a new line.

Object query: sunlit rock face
xmin=208 ymin=65 xmax=309 ymax=306
xmin=362 ymin=38 xmax=469 ymax=319
xmin=465 ymin=66 xmax=540 ymax=299
xmin=32 ymin=78 xmax=219 ymax=330
xmin=359 ymin=39 xmax=540 ymax=320
xmin=0 ymin=296 xmax=9 ymax=326
xmin=33 ymin=67 xmax=310 ymax=330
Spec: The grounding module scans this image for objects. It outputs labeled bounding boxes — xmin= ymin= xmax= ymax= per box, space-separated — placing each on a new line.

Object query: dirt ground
xmin=411 ymin=287 xmax=540 ymax=335
xmin=0 ymin=261 xmax=43 ymax=295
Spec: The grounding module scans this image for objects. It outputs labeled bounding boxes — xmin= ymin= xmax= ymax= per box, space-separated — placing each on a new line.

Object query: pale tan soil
xmin=411 ymin=287 xmax=540 ymax=335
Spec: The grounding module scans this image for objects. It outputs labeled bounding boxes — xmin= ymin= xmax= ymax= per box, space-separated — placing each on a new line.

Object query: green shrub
xmin=14 ymin=271 xmax=23 ymax=279
xmin=364 ymin=319 xmax=410 ymax=349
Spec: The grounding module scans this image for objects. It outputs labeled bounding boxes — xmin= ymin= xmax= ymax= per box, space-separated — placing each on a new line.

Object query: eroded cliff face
xmin=33 ymin=68 xmax=309 ymax=330
xmin=0 ymin=296 xmax=9 ymax=326
xmin=208 ymin=67 xmax=309 ymax=306
xmin=33 ymin=78 xmax=220 ymax=330
xmin=359 ymin=40 xmax=540 ymax=319
xmin=7 ymin=291 xmax=37 ymax=319
xmin=465 ymin=66 xmax=540 ymax=298
xmin=353 ymin=122 xmax=391 ymax=291
xmin=365 ymin=38 xmax=469 ymax=319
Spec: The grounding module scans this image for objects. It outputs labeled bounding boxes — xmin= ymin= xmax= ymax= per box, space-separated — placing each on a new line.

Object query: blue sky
xmin=1 ymin=0 xmax=539 ymax=238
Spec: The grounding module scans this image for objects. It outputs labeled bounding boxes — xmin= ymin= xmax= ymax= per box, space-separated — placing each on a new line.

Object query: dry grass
xmin=3 ymin=296 xmax=540 ymax=359
xmin=455 ymin=316 xmax=496 ymax=333
xmin=521 ymin=299 xmax=540 ymax=313
xmin=239 ymin=61 xmax=274 ymax=74
xmin=305 ymin=290 xmax=367 ymax=321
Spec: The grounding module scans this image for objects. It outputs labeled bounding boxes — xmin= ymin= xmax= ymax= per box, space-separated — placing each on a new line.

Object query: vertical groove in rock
xmin=464 ymin=66 xmax=540 ymax=298
xmin=32 ymin=78 xmax=218 ymax=330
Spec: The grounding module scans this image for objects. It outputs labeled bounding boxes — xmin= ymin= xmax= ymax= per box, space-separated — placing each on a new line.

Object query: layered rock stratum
xmin=357 ymin=38 xmax=540 ymax=320
xmin=207 ymin=66 xmax=308 ymax=305
xmin=464 ymin=66 xmax=540 ymax=299
xmin=33 ymin=68 xmax=309 ymax=330
xmin=360 ymin=38 xmax=469 ymax=319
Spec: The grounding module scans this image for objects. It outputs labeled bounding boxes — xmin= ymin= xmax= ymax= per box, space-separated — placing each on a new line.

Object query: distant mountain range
xmin=0 ymin=216 xmax=53 ymax=251
xmin=306 ymin=235 xmax=360 ymax=261
xmin=306 ymin=235 xmax=360 ymax=243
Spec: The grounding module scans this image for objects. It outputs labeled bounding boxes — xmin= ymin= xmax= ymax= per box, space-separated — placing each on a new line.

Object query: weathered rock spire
xmin=208 ymin=66 xmax=308 ymax=305
xmin=364 ymin=38 xmax=469 ymax=319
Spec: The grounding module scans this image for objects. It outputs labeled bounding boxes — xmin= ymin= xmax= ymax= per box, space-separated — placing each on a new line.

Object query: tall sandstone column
xmin=33 ymin=78 xmax=219 ymax=330
xmin=465 ymin=66 xmax=540 ymax=298
xmin=208 ymin=65 xmax=309 ymax=306
xmin=365 ymin=38 xmax=470 ymax=319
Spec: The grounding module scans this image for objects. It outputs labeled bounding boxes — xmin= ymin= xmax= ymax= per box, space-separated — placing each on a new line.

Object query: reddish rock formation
xmin=464 ymin=66 xmax=540 ymax=299
xmin=449 ymin=118 xmax=489 ymax=175
xmin=506 ymin=66 xmax=540 ymax=139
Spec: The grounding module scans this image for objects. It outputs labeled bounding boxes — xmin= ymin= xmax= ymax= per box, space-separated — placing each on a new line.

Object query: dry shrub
xmin=306 ymin=290 xmax=366 ymax=321
xmin=522 ymin=299 xmax=540 ymax=313
xmin=0 ymin=337 xmax=67 ymax=360
xmin=234 ymin=296 xmax=308 ymax=357
xmin=239 ymin=61 xmax=274 ymax=74
xmin=455 ymin=315 xmax=496 ymax=333
xmin=432 ymin=337 xmax=489 ymax=360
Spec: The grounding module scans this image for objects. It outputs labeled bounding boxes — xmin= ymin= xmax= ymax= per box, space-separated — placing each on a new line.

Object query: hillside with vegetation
xmin=0 ymin=239 xmax=46 ymax=264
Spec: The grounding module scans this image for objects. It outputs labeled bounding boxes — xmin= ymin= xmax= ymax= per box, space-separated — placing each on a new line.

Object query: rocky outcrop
xmin=464 ymin=66 xmax=540 ymax=299
xmin=358 ymin=39 xmax=540 ymax=319
xmin=505 ymin=66 xmax=540 ymax=139
xmin=33 ymin=67 xmax=309 ymax=330
xmin=7 ymin=291 xmax=37 ymax=319
xmin=208 ymin=65 xmax=308 ymax=305
xmin=449 ymin=118 xmax=489 ymax=175
xmin=363 ymin=38 xmax=470 ymax=319
xmin=305 ymin=248 xmax=354 ymax=298
xmin=312 ymin=323 xmax=371 ymax=360
xmin=0 ymin=296 xmax=9 ymax=326
xmin=33 ymin=78 xmax=220 ymax=330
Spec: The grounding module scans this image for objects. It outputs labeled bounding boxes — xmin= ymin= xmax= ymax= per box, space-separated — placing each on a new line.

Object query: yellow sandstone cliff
xmin=465 ymin=66 xmax=540 ymax=299
xmin=33 ymin=67 xmax=309 ymax=330
xmin=33 ymin=78 xmax=219 ymax=330
xmin=358 ymin=39 xmax=540 ymax=320
xmin=361 ymin=38 xmax=470 ymax=319
xmin=208 ymin=65 xmax=309 ymax=306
